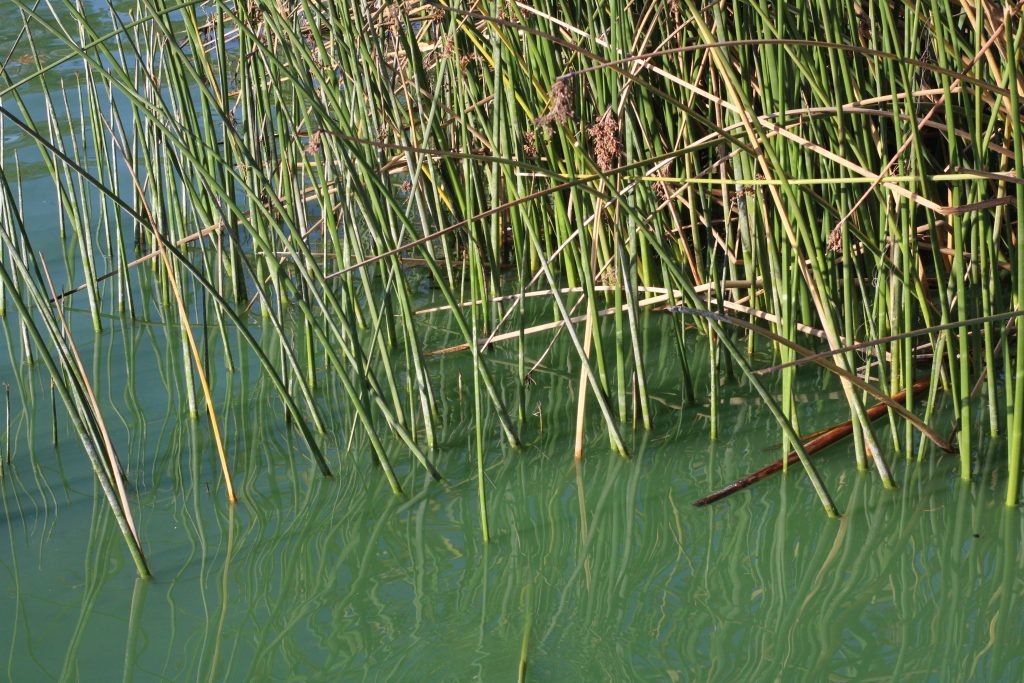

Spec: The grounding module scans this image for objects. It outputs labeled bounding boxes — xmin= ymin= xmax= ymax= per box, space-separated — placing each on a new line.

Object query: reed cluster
xmin=0 ymin=0 xmax=1022 ymax=574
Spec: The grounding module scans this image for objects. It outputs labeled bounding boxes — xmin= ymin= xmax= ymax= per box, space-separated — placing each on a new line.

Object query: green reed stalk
xmin=0 ymin=222 xmax=149 ymax=575
xmin=1005 ymin=8 xmax=1023 ymax=506
xmin=472 ymin=307 xmax=489 ymax=543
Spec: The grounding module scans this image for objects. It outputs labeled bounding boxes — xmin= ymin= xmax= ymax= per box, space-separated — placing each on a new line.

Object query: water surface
xmin=2 ymin=308 xmax=1022 ymax=681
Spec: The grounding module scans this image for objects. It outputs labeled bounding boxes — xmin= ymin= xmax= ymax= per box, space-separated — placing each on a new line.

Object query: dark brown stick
xmin=693 ymin=378 xmax=931 ymax=507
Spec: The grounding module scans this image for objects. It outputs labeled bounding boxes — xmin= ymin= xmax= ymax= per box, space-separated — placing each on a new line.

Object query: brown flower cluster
xmin=826 ymin=223 xmax=844 ymax=253
xmin=523 ymin=130 xmax=537 ymax=158
xmin=652 ymin=163 xmax=673 ymax=202
xmin=305 ymin=130 xmax=321 ymax=155
xmin=535 ymin=78 xmax=574 ymax=130
xmin=587 ymin=107 xmax=623 ymax=173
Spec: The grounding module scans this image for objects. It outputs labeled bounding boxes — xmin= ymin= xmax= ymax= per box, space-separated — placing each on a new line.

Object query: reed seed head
xmin=535 ymin=77 xmax=575 ymax=130
xmin=587 ymin=106 xmax=623 ymax=173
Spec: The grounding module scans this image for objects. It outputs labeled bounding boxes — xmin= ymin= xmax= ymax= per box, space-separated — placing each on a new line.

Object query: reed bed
xmin=0 ymin=0 xmax=1022 ymax=573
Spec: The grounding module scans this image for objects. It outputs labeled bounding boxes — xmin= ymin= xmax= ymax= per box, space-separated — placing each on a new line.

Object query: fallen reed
xmin=0 ymin=0 xmax=1022 ymax=570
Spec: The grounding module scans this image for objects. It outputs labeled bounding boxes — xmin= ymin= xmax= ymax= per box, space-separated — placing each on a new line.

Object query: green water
xmin=3 ymin=3 xmax=1024 ymax=682
xmin=2 ymin=306 xmax=1022 ymax=681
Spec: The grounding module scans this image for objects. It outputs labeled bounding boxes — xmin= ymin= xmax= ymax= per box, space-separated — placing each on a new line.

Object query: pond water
xmin=2 ymin=2 xmax=1024 ymax=682
xmin=2 ymin=302 xmax=1022 ymax=682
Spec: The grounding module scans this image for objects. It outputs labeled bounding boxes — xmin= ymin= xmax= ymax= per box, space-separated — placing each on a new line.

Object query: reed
xmin=2 ymin=383 xmax=8 ymax=476
xmin=0 ymin=0 xmax=1022 ymax=567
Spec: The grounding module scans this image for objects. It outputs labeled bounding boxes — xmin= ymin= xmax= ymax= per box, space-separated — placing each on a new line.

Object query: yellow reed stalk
xmin=157 ymin=246 xmax=236 ymax=504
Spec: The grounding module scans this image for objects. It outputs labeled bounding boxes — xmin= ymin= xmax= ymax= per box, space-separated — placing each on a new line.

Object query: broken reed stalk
xmin=694 ymin=378 xmax=932 ymax=508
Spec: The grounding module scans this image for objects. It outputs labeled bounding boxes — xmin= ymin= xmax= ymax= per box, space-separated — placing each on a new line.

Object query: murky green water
xmin=3 ymin=3 xmax=1024 ymax=682
xmin=3 ymin=303 xmax=1023 ymax=681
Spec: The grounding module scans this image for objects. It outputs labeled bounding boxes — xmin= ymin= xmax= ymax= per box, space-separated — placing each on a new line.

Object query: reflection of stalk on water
xmin=117 ymin=319 xmax=148 ymax=477
xmin=806 ymin=477 xmax=881 ymax=675
xmin=575 ymin=460 xmax=591 ymax=591
xmin=518 ymin=582 xmax=533 ymax=683
xmin=244 ymin=491 xmax=402 ymax=677
xmin=541 ymin=456 xmax=625 ymax=643
xmin=59 ymin=489 xmax=119 ymax=683
xmin=206 ymin=504 xmax=234 ymax=683
xmin=4 ymin=383 xmax=10 ymax=473
xmin=0 ymin=319 xmax=20 ymax=475
xmin=2 ymin=473 xmax=24 ymax=683
xmin=188 ymin=415 xmax=213 ymax=679
xmin=121 ymin=578 xmax=149 ymax=683
xmin=986 ymin=508 xmax=1018 ymax=677
xmin=475 ymin=529 xmax=491 ymax=673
